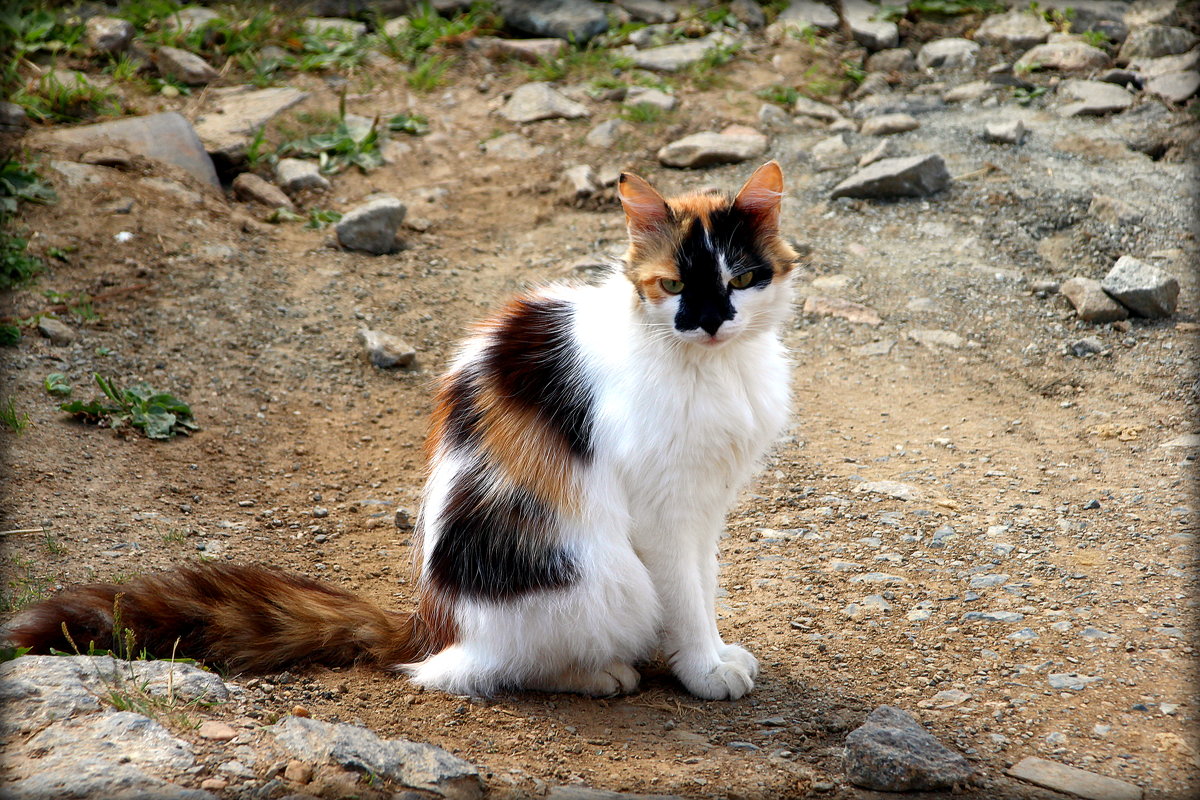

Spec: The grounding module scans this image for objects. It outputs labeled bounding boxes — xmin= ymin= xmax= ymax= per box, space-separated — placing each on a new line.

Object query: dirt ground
xmin=2 ymin=23 xmax=1199 ymax=800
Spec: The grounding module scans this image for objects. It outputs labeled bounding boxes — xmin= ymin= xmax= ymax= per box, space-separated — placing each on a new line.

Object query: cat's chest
xmin=595 ymin=345 xmax=788 ymax=472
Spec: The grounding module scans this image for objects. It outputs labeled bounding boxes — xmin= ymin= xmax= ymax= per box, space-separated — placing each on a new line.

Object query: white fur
xmin=406 ymin=266 xmax=793 ymax=699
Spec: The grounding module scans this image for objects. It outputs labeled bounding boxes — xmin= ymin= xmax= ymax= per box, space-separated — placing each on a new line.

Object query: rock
xmin=1125 ymin=0 xmax=1181 ymax=28
xmin=302 ymin=16 xmax=368 ymax=39
xmin=974 ymin=10 xmax=1053 ymax=50
xmin=657 ymin=130 xmax=768 ymax=168
xmin=857 ymin=139 xmax=895 ymax=166
xmin=1088 ymin=194 xmax=1142 ymax=226
xmin=155 ymin=46 xmax=220 ymax=85
xmin=356 ymin=328 xmax=417 ymax=369
xmin=1101 ymin=255 xmax=1179 ymax=318
xmin=843 ymin=706 xmax=973 ymax=791
xmin=1061 ymin=277 xmax=1130 ymax=322
xmin=961 ymin=610 xmax=1024 ymax=623
xmin=470 ymin=36 xmax=566 ymax=63
xmin=1129 ymin=47 xmax=1200 ymax=77
xmin=497 ymin=0 xmax=609 ymax=43
xmin=1014 ymin=41 xmax=1109 ymax=72
xmin=860 ymin=113 xmax=919 ymax=136
xmin=852 ymin=481 xmax=922 ymax=501
xmin=1048 ymin=672 xmax=1104 ymax=690
xmin=198 ymin=720 xmax=238 ymax=741
xmin=164 ymin=6 xmax=221 ymax=33
xmin=1056 ymin=79 xmax=1133 ymax=116
xmin=631 ymin=40 xmax=715 ymax=72
xmin=841 ymin=0 xmax=899 ymax=50
xmin=0 ymin=758 xmax=216 ymax=800
xmin=0 ymin=656 xmax=230 ymax=736
xmin=1118 ymin=25 xmax=1197 ymax=62
xmin=85 ymin=16 xmax=135 ymax=54
xmin=1145 ymin=70 xmax=1200 ymax=103
xmin=0 ymin=100 xmax=28 ymax=136
xmin=1070 ymin=337 xmax=1105 ymax=357
xmin=984 ymin=119 xmax=1026 ymax=145
xmin=482 ymin=132 xmax=544 ymax=159
xmin=867 ymin=48 xmax=915 ymax=72
xmin=758 ymin=103 xmax=792 ymax=128
xmin=193 ymin=87 xmax=310 ymax=163
xmin=614 ymin=0 xmax=677 ymax=24
xmin=625 ymin=86 xmax=677 ymax=111
xmin=1008 ymin=757 xmax=1141 ymax=800
xmin=1037 ymin=0 xmax=1129 ymax=41
xmin=272 ymin=716 xmax=483 ymax=799
xmin=768 ymin=1 xmax=839 ymax=40
xmin=1161 ymin=433 xmax=1200 ymax=449
xmin=802 ymin=296 xmax=883 ymax=325
xmin=284 ymin=759 xmax=314 ymax=783
xmin=336 ymin=196 xmax=406 ymax=254
xmin=232 ymin=172 xmax=294 ymax=210
xmin=24 ymin=710 xmax=196 ymax=772
xmin=500 ymin=82 xmax=590 ymax=123
xmin=275 ymin=158 xmax=331 ymax=194
xmin=811 ymin=133 xmax=855 ymax=170
xmin=562 ymin=164 xmax=599 ymax=199
xmin=37 ymin=112 xmax=220 ymax=189
xmin=81 ymin=146 xmax=134 ymax=169
xmin=917 ymin=38 xmax=980 ymax=70
xmin=730 ymin=0 xmax=766 ymax=28
xmin=793 ymin=95 xmax=845 ymax=124
xmin=831 ymin=155 xmax=950 ymax=199
xmin=908 ymin=329 xmax=964 ymax=349
xmin=851 ymin=93 xmax=945 ymax=118
xmin=585 ymin=119 xmax=630 ymax=148
xmin=37 ymin=317 xmax=76 ymax=345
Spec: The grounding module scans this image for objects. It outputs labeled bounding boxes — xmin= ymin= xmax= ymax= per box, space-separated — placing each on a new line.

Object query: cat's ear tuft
xmin=733 ymin=161 xmax=784 ymax=232
xmin=618 ymin=172 xmax=670 ymax=238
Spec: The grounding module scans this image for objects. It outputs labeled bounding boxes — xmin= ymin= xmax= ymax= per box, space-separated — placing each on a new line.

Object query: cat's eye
xmin=660 ymin=278 xmax=684 ymax=295
xmin=729 ymin=271 xmax=756 ymax=290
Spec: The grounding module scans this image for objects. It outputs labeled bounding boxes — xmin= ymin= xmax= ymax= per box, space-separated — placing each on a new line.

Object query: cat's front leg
xmin=640 ymin=524 xmax=758 ymax=700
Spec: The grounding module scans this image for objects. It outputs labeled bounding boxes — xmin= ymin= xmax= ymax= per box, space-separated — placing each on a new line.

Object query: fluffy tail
xmin=1 ymin=564 xmax=439 ymax=673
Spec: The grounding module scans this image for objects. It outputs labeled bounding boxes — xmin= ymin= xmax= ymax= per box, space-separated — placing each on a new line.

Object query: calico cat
xmin=3 ymin=161 xmax=797 ymax=700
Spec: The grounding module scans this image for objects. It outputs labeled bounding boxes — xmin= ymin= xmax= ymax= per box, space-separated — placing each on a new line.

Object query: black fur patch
xmin=429 ymin=469 xmax=578 ymax=600
xmin=482 ymin=297 xmax=593 ymax=459
xmin=673 ymin=207 xmax=772 ymax=335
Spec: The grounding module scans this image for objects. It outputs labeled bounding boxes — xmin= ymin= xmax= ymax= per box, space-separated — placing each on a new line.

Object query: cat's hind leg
xmin=526 ymin=660 xmax=640 ymax=697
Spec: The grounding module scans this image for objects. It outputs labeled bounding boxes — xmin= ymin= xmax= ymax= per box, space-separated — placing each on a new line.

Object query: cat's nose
xmin=699 ymin=316 xmax=723 ymax=336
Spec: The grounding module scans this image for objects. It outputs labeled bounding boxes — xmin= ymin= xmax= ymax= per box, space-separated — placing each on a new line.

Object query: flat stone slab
xmin=1057 ymin=79 xmax=1133 ymax=116
xmin=500 ymin=82 xmax=590 ymax=123
xmin=1015 ymin=41 xmax=1109 ymax=72
xmin=657 ymin=130 xmax=768 ymax=168
xmin=831 ymin=154 xmax=950 ymax=199
xmin=1145 ymin=70 xmax=1200 ymax=103
xmin=631 ymin=40 xmax=715 ymax=72
xmin=37 ymin=112 xmax=219 ymax=189
xmin=1008 ymin=757 xmax=1142 ymax=800
xmin=193 ymin=87 xmax=309 ymax=161
xmin=272 ymin=715 xmax=482 ymax=799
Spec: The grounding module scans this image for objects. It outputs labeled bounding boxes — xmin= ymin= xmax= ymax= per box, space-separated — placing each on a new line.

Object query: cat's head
xmin=617 ymin=161 xmax=797 ymax=348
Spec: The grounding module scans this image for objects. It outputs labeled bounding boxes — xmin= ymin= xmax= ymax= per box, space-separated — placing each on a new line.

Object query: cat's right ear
xmin=618 ymin=173 xmax=670 ymax=239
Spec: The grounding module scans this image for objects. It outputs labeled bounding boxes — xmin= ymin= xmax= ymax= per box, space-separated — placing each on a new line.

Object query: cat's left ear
xmin=733 ymin=161 xmax=784 ymax=233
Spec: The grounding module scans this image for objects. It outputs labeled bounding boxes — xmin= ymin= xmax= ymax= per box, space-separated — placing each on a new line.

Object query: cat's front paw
xmin=674 ymin=644 xmax=759 ymax=700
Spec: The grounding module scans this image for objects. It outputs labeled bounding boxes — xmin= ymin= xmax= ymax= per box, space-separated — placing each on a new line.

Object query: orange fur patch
xmin=476 ymin=385 xmax=579 ymax=512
